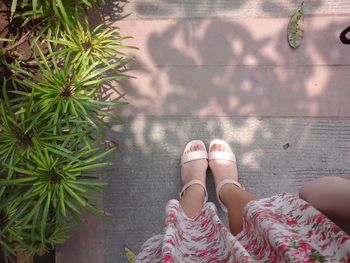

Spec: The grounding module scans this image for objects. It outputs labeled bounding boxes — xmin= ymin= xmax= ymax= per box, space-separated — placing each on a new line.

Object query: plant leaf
xmin=10 ymin=0 xmax=17 ymax=20
xmin=287 ymin=2 xmax=304 ymax=49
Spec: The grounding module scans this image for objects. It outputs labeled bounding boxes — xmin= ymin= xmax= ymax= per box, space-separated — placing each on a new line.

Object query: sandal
xmin=179 ymin=140 xmax=208 ymax=205
xmin=209 ymin=139 xmax=243 ymax=213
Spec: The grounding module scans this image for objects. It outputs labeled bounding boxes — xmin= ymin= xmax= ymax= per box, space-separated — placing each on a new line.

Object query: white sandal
xmin=179 ymin=140 xmax=208 ymax=205
xmin=209 ymin=139 xmax=243 ymax=213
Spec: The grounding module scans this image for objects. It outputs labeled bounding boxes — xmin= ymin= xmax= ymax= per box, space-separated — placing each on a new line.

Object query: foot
xmin=179 ymin=142 xmax=208 ymax=217
xmin=209 ymin=142 xmax=240 ymax=200
xmin=181 ymin=143 xmax=208 ymax=188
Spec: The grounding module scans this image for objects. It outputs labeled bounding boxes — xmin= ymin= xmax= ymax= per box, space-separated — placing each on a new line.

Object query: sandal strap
xmin=208 ymin=139 xmax=236 ymax=162
xmin=181 ymin=151 xmax=208 ymax=165
xmin=208 ymin=151 xmax=236 ymax=162
xmin=179 ymin=179 xmax=208 ymax=205
xmin=216 ymin=179 xmax=243 ymax=213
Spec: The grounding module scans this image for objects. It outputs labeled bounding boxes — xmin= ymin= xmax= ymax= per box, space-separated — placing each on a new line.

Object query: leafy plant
xmin=9 ymin=47 xmax=127 ymax=131
xmin=0 ymin=0 xmax=135 ymax=261
xmin=1 ymin=144 xmax=113 ymax=226
xmin=11 ymin=0 xmax=100 ymax=23
xmin=9 ymin=0 xmax=102 ymax=42
xmin=49 ymin=18 xmax=136 ymax=67
xmin=0 ymin=79 xmax=84 ymax=168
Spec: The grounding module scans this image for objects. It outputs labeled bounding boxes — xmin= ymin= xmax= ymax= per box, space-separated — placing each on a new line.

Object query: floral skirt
xmin=135 ymin=193 xmax=350 ymax=262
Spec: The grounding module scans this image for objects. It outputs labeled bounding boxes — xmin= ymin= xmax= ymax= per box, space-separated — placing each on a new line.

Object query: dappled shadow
xmin=88 ymin=0 xmax=131 ymax=28
xmin=101 ymin=115 xmax=350 ymax=262
xmin=100 ymin=0 xmax=131 ymax=23
xmin=119 ymin=17 xmax=350 ymax=116
xmin=261 ymin=0 xmax=321 ymax=16
xmin=60 ymin=2 xmax=350 ymax=262
xmin=135 ymin=0 xmax=244 ymax=18
xmin=100 ymin=13 xmax=350 ymax=262
xmin=134 ymin=0 xmax=328 ymax=18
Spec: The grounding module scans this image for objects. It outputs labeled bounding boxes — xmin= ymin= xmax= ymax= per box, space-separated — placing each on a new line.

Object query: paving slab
xmin=117 ymin=16 xmax=350 ymax=67
xmin=113 ymin=16 xmax=350 ymax=117
xmin=115 ymin=65 xmax=350 ymax=117
xmin=104 ymin=0 xmax=350 ymax=20
xmin=57 ymin=116 xmax=350 ymax=263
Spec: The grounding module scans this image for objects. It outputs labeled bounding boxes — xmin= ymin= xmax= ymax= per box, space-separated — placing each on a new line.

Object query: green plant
xmin=9 ymin=48 xmax=127 ymax=131
xmin=10 ymin=0 xmax=102 ymax=42
xmin=49 ymin=18 xmax=136 ymax=67
xmin=0 ymin=144 xmax=113 ymax=230
xmin=0 ymin=78 xmax=114 ymax=258
xmin=11 ymin=0 xmax=100 ymax=23
xmin=0 ymin=0 xmax=135 ymax=261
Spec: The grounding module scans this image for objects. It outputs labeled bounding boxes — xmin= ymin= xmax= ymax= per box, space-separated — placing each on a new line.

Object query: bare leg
xmin=209 ymin=143 xmax=257 ymax=235
xmin=299 ymin=176 xmax=350 ymax=234
xmin=179 ymin=144 xmax=208 ymax=218
xmin=220 ymin=185 xmax=257 ymax=235
xmin=179 ymin=185 xmax=206 ymax=218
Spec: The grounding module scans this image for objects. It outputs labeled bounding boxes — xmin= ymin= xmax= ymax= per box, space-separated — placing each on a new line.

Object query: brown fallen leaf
xmin=283 ymin=143 xmax=290 ymax=150
xmin=287 ymin=2 xmax=304 ymax=48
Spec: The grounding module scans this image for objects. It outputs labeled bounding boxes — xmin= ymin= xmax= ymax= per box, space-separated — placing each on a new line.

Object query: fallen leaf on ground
xmin=124 ymin=246 xmax=136 ymax=263
xmin=283 ymin=143 xmax=290 ymax=150
xmin=287 ymin=2 xmax=304 ymax=48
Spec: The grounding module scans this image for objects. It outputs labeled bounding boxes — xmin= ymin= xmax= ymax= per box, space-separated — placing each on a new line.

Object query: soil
xmin=0 ymin=250 xmax=55 ymax=263
xmin=33 ymin=252 xmax=55 ymax=263
xmin=0 ymin=1 xmax=34 ymax=60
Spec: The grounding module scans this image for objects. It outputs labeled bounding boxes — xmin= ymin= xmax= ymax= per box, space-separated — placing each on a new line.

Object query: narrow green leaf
xmin=40 ymin=192 xmax=51 ymax=241
xmin=0 ymin=239 xmax=16 ymax=256
xmin=85 ymin=203 xmax=106 ymax=217
xmin=33 ymin=0 xmax=38 ymax=12
xmin=10 ymin=0 xmax=17 ymax=20
xmin=83 ymin=148 xmax=115 ymax=164
xmin=59 ymin=184 xmax=66 ymax=217
xmin=55 ymin=0 xmax=70 ymax=26
xmin=0 ymin=177 xmax=37 ymax=185
xmin=67 ymin=162 xmax=108 ymax=172
xmin=33 ymin=42 xmax=50 ymax=70
xmin=63 ymin=184 xmax=86 ymax=207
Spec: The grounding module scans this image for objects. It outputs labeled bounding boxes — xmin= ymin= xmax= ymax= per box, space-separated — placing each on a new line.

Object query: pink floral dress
xmin=135 ymin=193 xmax=350 ymax=262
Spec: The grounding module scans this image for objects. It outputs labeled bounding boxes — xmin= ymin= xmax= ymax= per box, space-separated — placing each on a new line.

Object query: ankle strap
xmin=216 ymin=179 xmax=243 ymax=213
xmin=179 ymin=179 xmax=208 ymax=205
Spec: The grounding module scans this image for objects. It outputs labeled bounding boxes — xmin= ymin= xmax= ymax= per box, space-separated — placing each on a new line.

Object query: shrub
xmin=0 ymin=0 xmax=135 ymax=261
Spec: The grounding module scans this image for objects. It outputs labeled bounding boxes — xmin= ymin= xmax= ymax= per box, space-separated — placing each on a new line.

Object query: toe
xmin=214 ymin=144 xmax=218 ymax=151
xmin=197 ymin=144 xmax=204 ymax=151
xmin=186 ymin=143 xmax=205 ymax=154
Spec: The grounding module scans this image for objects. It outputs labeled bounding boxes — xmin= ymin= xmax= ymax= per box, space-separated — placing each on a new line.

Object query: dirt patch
xmin=0 ymin=1 xmax=36 ymax=63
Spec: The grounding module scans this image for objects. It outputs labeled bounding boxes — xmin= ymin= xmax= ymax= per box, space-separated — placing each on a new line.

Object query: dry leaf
xmin=283 ymin=143 xmax=290 ymax=150
xmin=124 ymin=246 xmax=136 ymax=263
xmin=287 ymin=2 xmax=304 ymax=48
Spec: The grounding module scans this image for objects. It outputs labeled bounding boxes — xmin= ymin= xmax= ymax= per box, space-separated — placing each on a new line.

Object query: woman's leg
xmin=220 ymin=185 xmax=257 ymax=235
xmin=179 ymin=143 xmax=208 ymax=218
xmin=299 ymin=176 xmax=350 ymax=234
xmin=179 ymin=185 xmax=206 ymax=218
xmin=209 ymin=143 xmax=257 ymax=235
